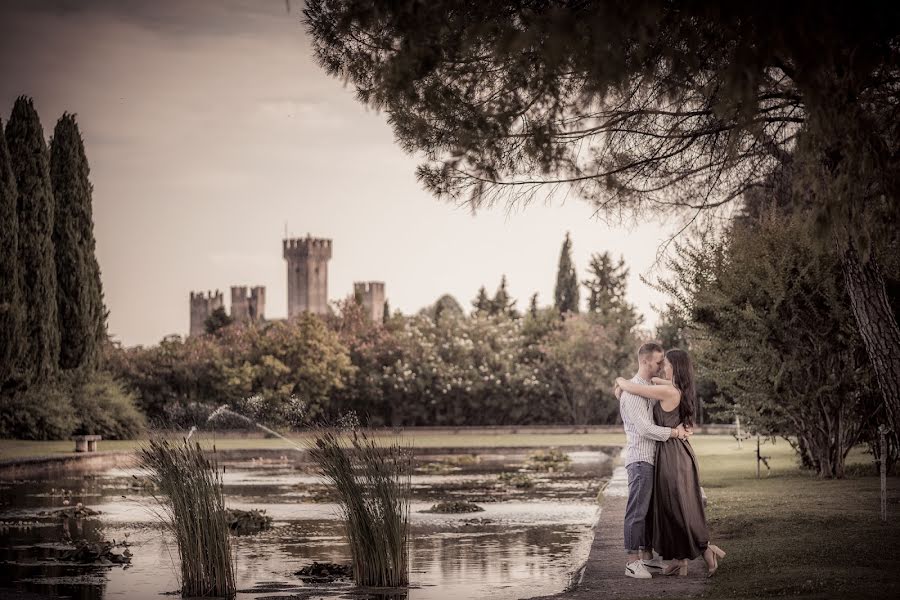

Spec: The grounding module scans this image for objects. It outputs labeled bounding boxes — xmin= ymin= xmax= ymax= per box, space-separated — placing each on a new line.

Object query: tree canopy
xmin=304 ymin=1 xmax=899 ymax=244
xmin=304 ymin=0 xmax=900 ymax=432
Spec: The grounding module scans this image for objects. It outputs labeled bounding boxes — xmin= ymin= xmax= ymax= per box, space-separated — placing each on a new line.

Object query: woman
xmin=615 ymin=348 xmax=726 ymax=577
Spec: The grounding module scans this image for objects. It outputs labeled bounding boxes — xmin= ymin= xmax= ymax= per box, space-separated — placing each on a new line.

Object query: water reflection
xmin=0 ymin=448 xmax=611 ymax=600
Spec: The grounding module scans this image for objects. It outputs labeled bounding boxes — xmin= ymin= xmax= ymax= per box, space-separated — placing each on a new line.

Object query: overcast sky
xmin=0 ymin=0 xmax=676 ymax=347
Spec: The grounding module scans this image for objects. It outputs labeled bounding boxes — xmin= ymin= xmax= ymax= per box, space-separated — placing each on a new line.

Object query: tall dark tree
xmin=382 ymin=298 xmax=390 ymax=324
xmin=0 ymin=116 xmax=23 ymax=388
xmin=472 ymin=285 xmax=490 ymax=316
xmin=528 ymin=292 xmax=539 ymax=319
xmin=5 ymin=96 xmax=59 ymax=382
xmin=304 ymin=0 xmax=900 ymax=432
xmin=50 ymin=113 xmax=105 ymax=370
xmin=490 ymin=274 xmax=518 ymax=318
xmin=583 ymin=252 xmax=633 ymax=319
xmin=554 ymin=232 xmax=579 ymax=314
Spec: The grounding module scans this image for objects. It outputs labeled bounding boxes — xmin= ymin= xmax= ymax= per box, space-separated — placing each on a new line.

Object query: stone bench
xmin=72 ymin=435 xmax=102 ymax=453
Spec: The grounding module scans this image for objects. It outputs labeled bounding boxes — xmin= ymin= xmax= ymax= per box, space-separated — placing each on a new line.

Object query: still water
xmin=0 ymin=447 xmax=613 ymax=600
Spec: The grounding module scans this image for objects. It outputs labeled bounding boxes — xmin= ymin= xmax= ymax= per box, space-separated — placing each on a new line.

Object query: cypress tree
xmin=50 ymin=113 xmax=106 ymax=370
xmin=583 ymin=252 xmax=630 ymax=317
xmin=0 ymin=116 xmax=24 ymax=388
xmin=5 ymin=96 xmax=59 ymax=382
xmin=554 ymin=232 xmax=579 ymax=314
xmin=491 ymin=274 xmax=518 ymax=318
xmin=382 ymin=299 xmax=390 ymax=324
xmin=472 ymin=285 xmax=490 ymax=316
xmin=528 ymin=292 xmax=539 ymax=318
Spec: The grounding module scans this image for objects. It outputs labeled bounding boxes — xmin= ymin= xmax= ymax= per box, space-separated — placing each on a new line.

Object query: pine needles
xmin=139 ymin=437 xmax=236 ymax=598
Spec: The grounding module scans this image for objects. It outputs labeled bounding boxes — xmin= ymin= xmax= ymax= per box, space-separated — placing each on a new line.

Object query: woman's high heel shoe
xmin=662 ymin=559 xmax=689 ymax=577
xmin=704 ymin=544 xmax=726 ymax=578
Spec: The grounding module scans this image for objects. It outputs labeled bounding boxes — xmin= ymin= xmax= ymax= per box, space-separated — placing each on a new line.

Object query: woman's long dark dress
xmin=651 ymin=401 xmax=709 ymax=560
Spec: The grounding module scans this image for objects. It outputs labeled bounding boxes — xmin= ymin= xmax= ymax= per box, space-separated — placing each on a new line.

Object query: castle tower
xmin=230 ymin=286 xmax=249 ymax=322
xmin=283 ymin=234 xmax=332 ymax=317
xmin=353 ymin=281 xmax=386 ymax=323
xmin=249 ymin=286 xmax=265 ymax=321
xmin=189 ymin=290 xmax=224 ymax=336
xmin=231 ymin=285 xmax=267 ymax=324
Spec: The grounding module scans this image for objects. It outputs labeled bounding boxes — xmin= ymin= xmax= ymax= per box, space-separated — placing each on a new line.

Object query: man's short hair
xmin=638 ymin=341 xmax=664 ymax=357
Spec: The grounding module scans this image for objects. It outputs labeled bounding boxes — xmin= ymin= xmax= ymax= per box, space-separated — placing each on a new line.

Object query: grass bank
xmin=688 ymin=436 xmax=899 ymax=600
xmin=0 ymin=431 xmax=628 ymax=461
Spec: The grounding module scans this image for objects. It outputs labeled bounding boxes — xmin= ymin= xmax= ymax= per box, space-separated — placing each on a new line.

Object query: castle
xmin=189 ymin=234 xmax=386 ymax=336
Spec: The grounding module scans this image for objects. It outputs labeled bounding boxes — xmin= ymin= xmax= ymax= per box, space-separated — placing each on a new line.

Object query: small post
xmin=736 ymin=414 xmax=743 ymax=449
xmin=879 ymin=424 xmax=891 ymax=523
xmin=756 ymin=434 xmax=760 ymax=479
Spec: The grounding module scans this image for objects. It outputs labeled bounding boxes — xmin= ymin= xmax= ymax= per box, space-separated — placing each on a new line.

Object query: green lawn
xmin=689 ymin=436 xmax=900 ymax=600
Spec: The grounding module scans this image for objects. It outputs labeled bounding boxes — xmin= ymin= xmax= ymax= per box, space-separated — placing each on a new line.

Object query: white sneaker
xmin=642 ymin=551 xmax=666 ymax=569
xmin=625 ymin=560 xmax=652 ymax=579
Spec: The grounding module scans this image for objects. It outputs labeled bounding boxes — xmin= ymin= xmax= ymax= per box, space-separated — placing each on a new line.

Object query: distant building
xmin=189 ymin=290 xmax=224 ymax=337
xmin=230 ymin=285 xmax=266 ymax=323
xmin=187 ymin=234 xmax=386 ymax=336
xmin=354 ymin=281 xmax=386 ymax=322
xmin=283 ymin=234 xmax=332 ymax=317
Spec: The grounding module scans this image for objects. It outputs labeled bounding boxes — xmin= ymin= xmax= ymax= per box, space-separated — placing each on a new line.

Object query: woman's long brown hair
xmin=666 ymin=348 xmax=696 ymax=428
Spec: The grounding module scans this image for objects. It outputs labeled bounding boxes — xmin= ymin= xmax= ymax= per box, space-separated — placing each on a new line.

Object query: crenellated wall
xmin=189 ymin=290 xmax=224 ymax=336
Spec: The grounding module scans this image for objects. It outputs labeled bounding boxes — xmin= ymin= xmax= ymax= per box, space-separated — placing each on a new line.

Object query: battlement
xmin=353 ymin=281 xmax=385 ymax=294
xmin=190 ymin=290 xmax=223 ymax=304
xmin=189 ymin=290 xmax=224 ymax=336
xmin=283 ymin=234 xmax=333 ymax=260
xmin=231 ymin=285 xmax=266 ymax=323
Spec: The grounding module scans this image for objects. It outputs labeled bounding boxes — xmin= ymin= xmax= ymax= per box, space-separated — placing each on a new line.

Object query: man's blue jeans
xmin=624 ymin=461 xmax=654 ymax=553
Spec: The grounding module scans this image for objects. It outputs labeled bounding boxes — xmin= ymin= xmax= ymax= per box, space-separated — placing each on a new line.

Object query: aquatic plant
xmin=498 ymin=472 xmax=535 ymax=488
xmin=138 ymin=437 xmax=235 ymax=598
xmin=526 ymin=448 xmax=572 ymax=472
xmin=225 ymin=508 xmax=273 ymax=535
xmin=39 ymin=503 xmax=100 ymax=520
xmin=295 ymin=561 xmax=354 ymax=583
xmin=58 ymin=539 xmax=132 ymax=565
xmin=416 ymin=461 xmax=458 ymax=474
xmin=305 ymin=425 xmax=411 ymax=588
xmin=421 ymin=500 xmax=484 ymax=513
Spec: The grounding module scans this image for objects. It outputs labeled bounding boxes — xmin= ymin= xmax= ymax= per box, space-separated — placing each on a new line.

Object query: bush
xmin=69 ymin=370 xmax=146 ymax=439
xmin=0 ymin=370 xmax=146 ymax=440
xmin=0 ymin=383 xmax=78 ymax=440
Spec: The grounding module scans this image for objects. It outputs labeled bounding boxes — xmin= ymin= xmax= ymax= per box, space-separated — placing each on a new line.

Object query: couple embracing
xmin=614 ymin=341 xmax=726 ymax=579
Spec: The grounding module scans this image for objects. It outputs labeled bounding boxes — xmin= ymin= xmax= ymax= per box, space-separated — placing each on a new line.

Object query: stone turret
xmin=283 ymin=234 xmax=332 ymax=317
xmin=354 ymin=281 xmax=386 ymax=323
xmin=189 ymin=290 xmax=224 ymax=336
xmin=230 ymin=285 xmax=266 ymax=324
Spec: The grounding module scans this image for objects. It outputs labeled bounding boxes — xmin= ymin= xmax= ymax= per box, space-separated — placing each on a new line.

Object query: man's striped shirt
xmin=619 ymin=375 xmax=672 ymax=466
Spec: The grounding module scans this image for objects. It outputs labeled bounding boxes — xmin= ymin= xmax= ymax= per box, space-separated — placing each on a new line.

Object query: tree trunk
xmin=841 ymin=242 xmax=900 ymax=433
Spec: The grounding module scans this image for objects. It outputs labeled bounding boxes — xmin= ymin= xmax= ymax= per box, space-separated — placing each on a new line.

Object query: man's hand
xmin=614 ymin=385 xmax=622 ymax=400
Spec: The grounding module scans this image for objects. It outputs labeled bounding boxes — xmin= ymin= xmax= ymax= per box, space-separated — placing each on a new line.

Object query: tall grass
xmin=305 ymin=425 xmax=412 ymax=588
xmin=139 ymin=437 xmax=236 ymax=598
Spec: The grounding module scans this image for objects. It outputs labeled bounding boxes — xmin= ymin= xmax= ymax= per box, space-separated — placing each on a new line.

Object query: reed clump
xmin=139 ymin=437 xmax=236 ymax=598
xmin=305 ymin=425 xmax=411 ymax=588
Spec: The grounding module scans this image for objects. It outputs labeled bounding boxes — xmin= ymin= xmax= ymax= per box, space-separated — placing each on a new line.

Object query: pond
xmin=0 ymin=446 xmax=615 ymax=600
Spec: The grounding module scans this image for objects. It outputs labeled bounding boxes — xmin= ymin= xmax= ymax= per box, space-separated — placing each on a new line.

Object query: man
xmin=616 ymin=341 xmax=691 ymax=579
